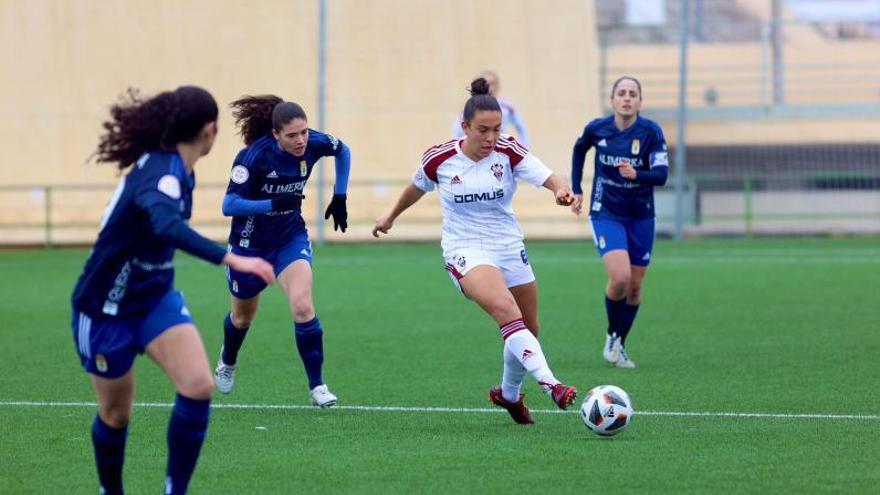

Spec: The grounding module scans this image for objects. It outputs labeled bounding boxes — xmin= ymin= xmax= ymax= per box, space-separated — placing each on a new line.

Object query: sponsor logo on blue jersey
xmin=598 ymin=154 xmax=644 ymax=167
xmin=260 ymin=182 xmax=305 ymax=194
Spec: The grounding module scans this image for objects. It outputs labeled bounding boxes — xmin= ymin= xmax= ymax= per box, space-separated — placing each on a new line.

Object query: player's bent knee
xmin=99 ymin=406 xmax=131 ymax=429
xmin=231 ymin=311 xmax=255 ymax=328
xmin=178 ymin=372 xmax=215 ymax=400
xmin=608 ymin=277 xmax=629 ymax=295
xmin=291 ymin=302 xmax=315 ymax=322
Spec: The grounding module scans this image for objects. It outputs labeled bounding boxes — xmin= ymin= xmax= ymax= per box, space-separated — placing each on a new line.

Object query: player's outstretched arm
xmin=223 ymin=253 xmax=275 ymax=285
xmin=372 ymin=184 xmax=426 ymax=238
xmin=542 ymin=174 xmax=575 ymax=207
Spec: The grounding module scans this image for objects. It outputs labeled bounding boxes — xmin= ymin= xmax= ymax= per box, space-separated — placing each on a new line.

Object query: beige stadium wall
xmin=605 ymin=38 xmax=880 ymax=145
xmin=0 ymin=0 xmax=600 ymax=245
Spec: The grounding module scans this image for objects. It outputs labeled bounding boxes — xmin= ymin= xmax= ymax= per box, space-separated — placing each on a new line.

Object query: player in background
xmin=373 ymin=77 xmax=577 ymax=425
xmin=214 ymin=95 xmax=351 ymax=408
xmin=570 ymin=76 xmax=669 ymax=368
xmin=71 ymin=86 xmax=275 ymax=495
xmin=452 ymin=70 xmax=530 ymax=148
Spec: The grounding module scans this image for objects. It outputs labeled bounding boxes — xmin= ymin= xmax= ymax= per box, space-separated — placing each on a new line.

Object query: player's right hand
xmin=223 ymin=253 xmax=275 ymax=284
xmin=372 ymin=214 xmax=394 ymax=238
xmin=570 ymin=194 xmax=584 ymax=215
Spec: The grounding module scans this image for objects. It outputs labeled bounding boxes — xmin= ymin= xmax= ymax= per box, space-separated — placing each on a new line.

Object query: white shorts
xmin=444 ymin=247 xmax=535 ymax=293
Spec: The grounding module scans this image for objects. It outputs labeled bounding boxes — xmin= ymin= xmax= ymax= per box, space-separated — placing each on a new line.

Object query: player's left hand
xmin=570 ymin=194 xmax=584 ymax=215
xmin=555 ymin=186 xmax=575 ymax=206
xmin=324 ymin=193 xmax=348 ymax=232
xmin=618 ymin=163 xmax=637 ymax=180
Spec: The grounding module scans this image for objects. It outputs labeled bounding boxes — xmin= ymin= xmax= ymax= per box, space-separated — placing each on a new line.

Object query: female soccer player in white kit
xmin=372 ymin=78 xmax=578 ymax=424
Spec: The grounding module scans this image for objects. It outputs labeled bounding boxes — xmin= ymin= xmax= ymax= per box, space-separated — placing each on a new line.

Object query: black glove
xmin=324 ymin=193 xmax=348 ymax=232
xmin=271 ymin=193 xmax=303 ymax=212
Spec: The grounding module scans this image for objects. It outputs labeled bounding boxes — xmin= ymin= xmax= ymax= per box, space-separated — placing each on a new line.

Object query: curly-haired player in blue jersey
xmin=570 ymin=76 xmax=669 ymax=369
xmin=213 ymin=95 xmax=351 ymax=408
xmin=71 ymin=86 xmax=275 ymax=495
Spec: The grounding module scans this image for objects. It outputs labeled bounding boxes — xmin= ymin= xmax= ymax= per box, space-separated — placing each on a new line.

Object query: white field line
xmin=4 ymin=248 xmax=879 ymax=269
xmin=1 ymin=400 xmax=877 ymax=421
xmin=292 ymin=256 xmax=880 ymax=267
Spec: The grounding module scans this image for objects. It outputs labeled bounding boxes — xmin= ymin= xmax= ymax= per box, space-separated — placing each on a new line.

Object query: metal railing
xmin=598 ymin=19 xmax=880 ymax=112
xmin=2 ymin=171 xmax=878 ymax=246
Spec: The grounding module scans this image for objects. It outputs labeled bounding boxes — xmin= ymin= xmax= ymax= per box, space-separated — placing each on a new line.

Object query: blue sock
xmin=604 ymin=295 xmax=628 ymax=338
xmin=619 ymin=303 xmax=640 ymax=346
xmin=92 ymin=415 xmax=128 ymax=495
xmin=222 ymin=312 xmax=249 ymax=365
xmin=294 ymin=317 xmax=324 ymax=390
xmin=165 ymin=394 xmax=210 ymax=495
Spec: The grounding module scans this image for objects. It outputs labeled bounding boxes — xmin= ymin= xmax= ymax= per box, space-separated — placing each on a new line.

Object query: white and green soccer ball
xmin=580 ymin=385 xmax=633 ymax=436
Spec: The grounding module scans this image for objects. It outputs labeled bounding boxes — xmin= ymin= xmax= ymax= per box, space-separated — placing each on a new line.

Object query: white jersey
xmin=413 ymin=135 xmax=553 ymax=257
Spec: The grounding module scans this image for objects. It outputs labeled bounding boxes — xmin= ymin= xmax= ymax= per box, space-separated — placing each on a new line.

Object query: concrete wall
xmin=0 ymin=0 xmax=599 ymax=244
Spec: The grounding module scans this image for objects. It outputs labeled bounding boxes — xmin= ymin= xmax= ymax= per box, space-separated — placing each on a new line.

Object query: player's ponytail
xmin=231 ymin=96 xmax=308 ymax=146
xmin=94 ymin=86 xmax=218 ymax=170
xmin=462 ymin=77 xmax=501 ymax=123
xmin=230 ymin=95 xmax=283 ymax=145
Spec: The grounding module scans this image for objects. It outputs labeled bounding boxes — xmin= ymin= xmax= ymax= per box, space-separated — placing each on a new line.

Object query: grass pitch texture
xmin=1 ymin=238 xmax=878 ymax=494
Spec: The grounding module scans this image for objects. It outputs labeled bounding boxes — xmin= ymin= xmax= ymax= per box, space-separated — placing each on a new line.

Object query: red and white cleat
xmin=550 ymin=383 xmax=578 ymax=411
xmin=489 ymin=386 xmax=535 ymax=424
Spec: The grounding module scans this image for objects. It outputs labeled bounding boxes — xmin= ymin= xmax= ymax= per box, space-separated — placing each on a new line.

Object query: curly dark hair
xmin=230 ymin=95 xmax=307 ymax=145
xmin=93 ymin=86 xmax=218 ymax=170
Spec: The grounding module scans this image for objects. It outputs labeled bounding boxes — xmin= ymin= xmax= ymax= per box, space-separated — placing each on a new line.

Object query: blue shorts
xmin=589 ymin=217 xmax=655 ymax=266
xmin=71 ymin=290 xmax=194 ymax=378
xmin=227 ymin=230 xmax=312 ymax=299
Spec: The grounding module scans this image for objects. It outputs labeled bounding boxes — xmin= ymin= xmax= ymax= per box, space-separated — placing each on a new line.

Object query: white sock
xmin=501 ymin=346 xmax=527 ymax=402
xmin=504 ymin=328 xmax=560 ymax=393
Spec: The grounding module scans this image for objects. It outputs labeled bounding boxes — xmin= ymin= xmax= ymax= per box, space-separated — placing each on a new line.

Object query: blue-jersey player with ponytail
xmin=71 ymin=86 xmax=274 ymax=495
xmin=214 ymin=95 xmax=351 ymax=408
xmin=570 ymin=76 xmax=669 ymax=369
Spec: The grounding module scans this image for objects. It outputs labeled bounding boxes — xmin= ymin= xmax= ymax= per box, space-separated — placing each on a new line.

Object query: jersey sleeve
xmin=133 ymin=155 xmax=187 ymax=212
xmin=225 ymin=148 xmax=260 ymax=197
xmin=647 ymin=125 xmax=669 ymax=169
xmin=412 ymin=161 xmax=436 ymax=192
xmin=413 ymin=142 xmax=455 ymax=192
xmin=312 ymin=131 xmax=344 ymax=157
xmin=571 ymin=123 xmax=594 ymax=195
xmin=514 ymin=154 xmax=554 ymax=187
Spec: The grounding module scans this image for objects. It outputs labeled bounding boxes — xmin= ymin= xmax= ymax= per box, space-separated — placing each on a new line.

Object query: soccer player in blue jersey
xmin=213 ymin=95 xmax=351 ymax=408
xmin=71 ymin=86 xmax=275 ymax=495
xmin=570 ymin=76 xmax=669 ymax=369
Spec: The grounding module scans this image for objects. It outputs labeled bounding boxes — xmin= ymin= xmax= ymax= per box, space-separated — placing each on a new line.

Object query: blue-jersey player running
xmin=213 ymin=95 xmax=351 ymax=408
xmin=570 ymin=76 xmax=669 ymax=369
xmin=71 ymin=86 xmax=274 ymax=495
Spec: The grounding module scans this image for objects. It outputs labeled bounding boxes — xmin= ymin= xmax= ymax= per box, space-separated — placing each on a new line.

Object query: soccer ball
xmin=580 ymin=385 xmax=633 ymax=436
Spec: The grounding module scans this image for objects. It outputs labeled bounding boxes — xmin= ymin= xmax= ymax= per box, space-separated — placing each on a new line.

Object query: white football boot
xmin=309 ymin=384 xmax=338 ymax=408
xmin=603 ymin=333 xmax=621 ymax=364
xmin=615 ymin=344 xmax=637 ymax=369
xmin=214 ymin=347 xmax=237 ymax=394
